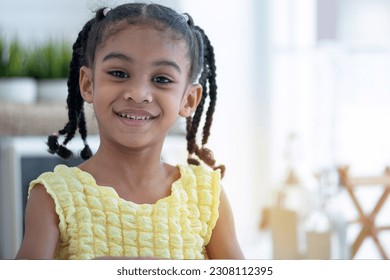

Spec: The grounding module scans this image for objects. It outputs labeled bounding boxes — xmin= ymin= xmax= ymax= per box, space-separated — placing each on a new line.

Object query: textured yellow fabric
xmin=29 ymin=164 xmax=221 ymax=260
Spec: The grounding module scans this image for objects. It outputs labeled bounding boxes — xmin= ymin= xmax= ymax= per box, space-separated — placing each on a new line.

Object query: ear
xmin=79 ymin=66 xmax=94 ymax=103
xmin=179 ymin=84 xmax=202 ymax=117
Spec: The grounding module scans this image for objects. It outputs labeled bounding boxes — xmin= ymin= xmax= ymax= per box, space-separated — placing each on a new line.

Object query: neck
xmin=78 ymin=138 xmax=182 ymax=204
xmin=80 ymin=140 xmax=174 ymax=190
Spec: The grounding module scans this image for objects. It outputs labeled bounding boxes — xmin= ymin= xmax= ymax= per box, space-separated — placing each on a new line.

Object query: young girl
xmin=16 ymin=2 xmax=244 ymax=260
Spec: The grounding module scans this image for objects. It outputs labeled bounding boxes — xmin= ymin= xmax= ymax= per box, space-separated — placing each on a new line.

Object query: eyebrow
xmin=152 ymin=60 xmax=182 ymax=74
xmin=102 ymin=52 xmax=133 ymax=62
xmin=102 ymin=52 xmax=182 ymax=74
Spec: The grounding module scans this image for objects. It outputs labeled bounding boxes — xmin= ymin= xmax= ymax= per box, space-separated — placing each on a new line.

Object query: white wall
xmin=0 ymin=0 xmax=179 ymax=43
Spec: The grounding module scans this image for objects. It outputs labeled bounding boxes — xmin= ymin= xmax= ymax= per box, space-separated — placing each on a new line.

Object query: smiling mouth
xmin=115 ymin=112 xmax=156 ymax=121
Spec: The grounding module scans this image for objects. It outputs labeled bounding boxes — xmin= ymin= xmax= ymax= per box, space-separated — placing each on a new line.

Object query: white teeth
xmin=117 ymin=112 xmax=151 ymax=120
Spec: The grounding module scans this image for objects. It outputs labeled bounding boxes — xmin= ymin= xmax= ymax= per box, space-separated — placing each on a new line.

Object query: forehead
xmin=96 ymin=23 xmax=189 ymax=63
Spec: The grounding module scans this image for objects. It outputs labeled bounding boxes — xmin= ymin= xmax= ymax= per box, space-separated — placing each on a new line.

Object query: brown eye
xmin=109 ymin=70 xmax=129 ymax=78
xmin=152 ymin=76 xmax=172 ymax=84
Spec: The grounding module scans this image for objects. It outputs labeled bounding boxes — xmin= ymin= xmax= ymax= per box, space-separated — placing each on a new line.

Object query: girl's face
xmin=80 ymin=24 xmax=201 ymax=151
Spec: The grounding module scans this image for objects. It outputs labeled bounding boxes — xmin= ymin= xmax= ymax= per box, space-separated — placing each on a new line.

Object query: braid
xmin=186 ymin=86 xmax=207 ymax=154
xmin=196 ymin=27 xmax=217 ymax=147
xmin=46 ymin=15 xmax=97 ymax=159
xmin=185 ymin=24 xmax=225 ymax=177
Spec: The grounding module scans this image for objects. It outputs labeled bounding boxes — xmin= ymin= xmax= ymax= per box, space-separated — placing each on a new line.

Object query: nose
xmin=123 ymin=79 xmax=153 ymax=103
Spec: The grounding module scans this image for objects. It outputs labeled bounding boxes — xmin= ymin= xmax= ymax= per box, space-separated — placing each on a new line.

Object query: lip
xmin=114 ymin=108 xmax=158 ymax=127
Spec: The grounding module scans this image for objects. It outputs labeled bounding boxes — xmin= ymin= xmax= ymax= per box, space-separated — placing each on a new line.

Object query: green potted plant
xmin=27 ymin=39 xmax=72 ymax=103
xmin=0 ymin=36 xmax=37 ymax=104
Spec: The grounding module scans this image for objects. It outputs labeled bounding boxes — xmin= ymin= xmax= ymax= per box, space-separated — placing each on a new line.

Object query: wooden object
xmin=269 ymin=207 xmax=301 ymax=259
xmin=306 ymin=231 xmax=331 ymax=259
xmin=338 ymin=166 xmax=390 ymax=259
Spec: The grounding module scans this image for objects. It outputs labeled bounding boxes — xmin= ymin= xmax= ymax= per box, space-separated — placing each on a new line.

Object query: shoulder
xmin=178 ymin=164 xmax=221 ymax=204
xmin=27 ymin=164 xmax=76 ymax=210
xmin=29 ymin=164 xmax=86 ymax=194
xmin=28 ymin=164 xmax=88 ymax=217
xmin=179 ymin=164 xmax=221 ymax=186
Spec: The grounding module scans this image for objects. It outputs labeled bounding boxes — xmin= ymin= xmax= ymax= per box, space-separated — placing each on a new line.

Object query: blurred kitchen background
xmin=1 ymin=0 xmax=390 ymax=259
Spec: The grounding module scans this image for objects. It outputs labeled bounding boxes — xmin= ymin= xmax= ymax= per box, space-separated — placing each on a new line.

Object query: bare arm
xmin=206 ymin=188 xmax=245 ymax=259
xmin=15 ymin=184 xmax=59 ymax=259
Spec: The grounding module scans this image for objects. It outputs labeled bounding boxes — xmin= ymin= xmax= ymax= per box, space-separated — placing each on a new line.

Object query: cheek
xmin=89 ymin=88 xmax=111 ymax=115
xmin=158 ymin=94 xmax=184 ymax=118
xmin=164 ymin=94 xmax=182 ymax=109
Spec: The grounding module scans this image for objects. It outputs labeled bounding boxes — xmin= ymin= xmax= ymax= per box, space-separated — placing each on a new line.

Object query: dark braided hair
xmin=47 ymin=3 xmax=224 ymax=175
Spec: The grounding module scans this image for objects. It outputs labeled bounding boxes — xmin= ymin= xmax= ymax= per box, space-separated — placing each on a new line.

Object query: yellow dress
xmin=29 ymin=164 xmax=221 ymax=260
